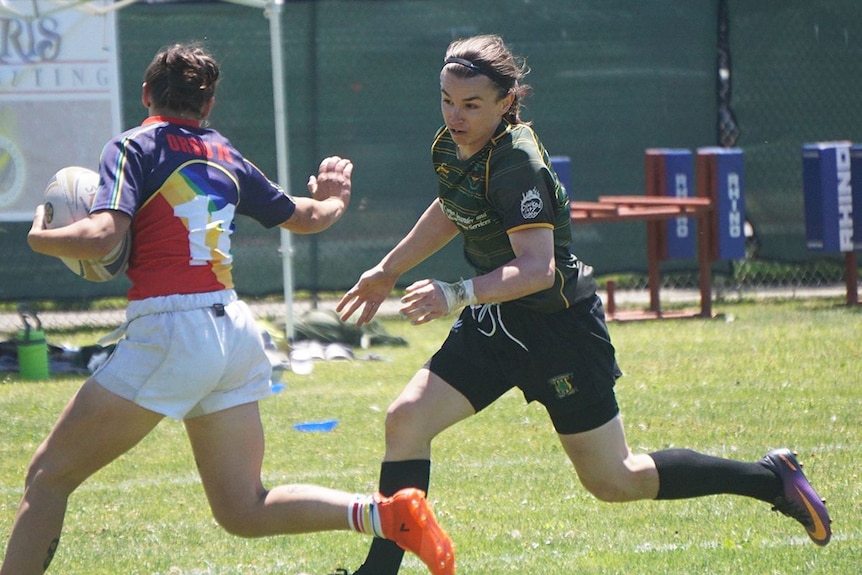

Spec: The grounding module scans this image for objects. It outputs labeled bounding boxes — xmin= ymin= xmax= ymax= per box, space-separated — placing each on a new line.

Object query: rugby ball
xmin=43 ymin=166 xmax=131 ymax=282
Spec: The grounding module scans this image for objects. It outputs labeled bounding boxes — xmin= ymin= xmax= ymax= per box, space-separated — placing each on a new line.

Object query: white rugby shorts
xmin=93 ymin=289 xmax=273 ymax=419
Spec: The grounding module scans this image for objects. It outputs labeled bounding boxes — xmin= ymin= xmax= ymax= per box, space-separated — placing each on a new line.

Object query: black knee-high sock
xmin=354 ymin=459 xmax=431 ymax=575
xmin=651 ymin=449 xmax=781 ymax=502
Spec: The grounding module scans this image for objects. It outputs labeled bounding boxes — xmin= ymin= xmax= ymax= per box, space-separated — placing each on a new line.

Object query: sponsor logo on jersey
xmin=520 ymin=187 xmax=543 ymax=219
xmin=442 ymin=204 xmax=492 ymax=231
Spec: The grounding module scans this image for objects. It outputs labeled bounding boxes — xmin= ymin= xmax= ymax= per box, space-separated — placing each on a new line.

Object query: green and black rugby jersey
xmin=431 ymin=120 xmax=596 ymax=313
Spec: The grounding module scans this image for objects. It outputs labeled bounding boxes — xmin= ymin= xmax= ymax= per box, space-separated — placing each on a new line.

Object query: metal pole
xmin=845 ymin=251 xmax=859 ymax=306
xmin=267 ymin=0 xmax=295 ymax=339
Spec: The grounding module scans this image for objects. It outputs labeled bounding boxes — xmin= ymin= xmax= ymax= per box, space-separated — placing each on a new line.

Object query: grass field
xmin=1 ymin=298 xmax=860 ymax=574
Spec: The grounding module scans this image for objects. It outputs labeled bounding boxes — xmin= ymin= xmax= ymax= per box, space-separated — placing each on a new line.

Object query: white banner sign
xmin=0 ymin=0 xmax=120 ymax=221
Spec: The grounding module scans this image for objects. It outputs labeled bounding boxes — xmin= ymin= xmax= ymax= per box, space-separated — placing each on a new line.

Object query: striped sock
xmin=348 ymin=495 xmax=384 ymax=538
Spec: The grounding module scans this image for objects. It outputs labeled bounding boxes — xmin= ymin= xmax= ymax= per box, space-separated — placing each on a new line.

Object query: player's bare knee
xmin=24 ymin=454 xmax=81 ymax=499
xmin=208 ymin=484 xmax=273 ymax=537
xmin=384 ymin=401 xmax=417 ymax=437
xmin=583 ymin=482 xmax=628 ymax=502
xmin=210 ymin=506 xmax=259 ymax=538
xmin=579 ymin=474 xmax=640 ymax=503
xmin=214 ymin=518 xmax=257 ymax=538
xmin=383 ymin=403 xmax=431 ymax=453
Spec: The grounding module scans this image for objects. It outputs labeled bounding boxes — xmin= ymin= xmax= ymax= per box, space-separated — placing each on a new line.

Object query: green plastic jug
xmin=17 ymin=305 xmax=49 ymax=380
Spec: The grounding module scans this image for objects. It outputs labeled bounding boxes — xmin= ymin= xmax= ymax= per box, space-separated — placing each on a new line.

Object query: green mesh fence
xmin=1 ymin=0 xmax=858 ymax=303
xmin=730 ymin=0 xmax=862 ymax=264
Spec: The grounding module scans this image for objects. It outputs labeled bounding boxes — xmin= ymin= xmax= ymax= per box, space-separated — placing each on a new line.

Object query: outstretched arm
xmin=400 ymin=226 xmax=555 ymax=325
xmin=336 ymin=200 xmax=458 ymax=326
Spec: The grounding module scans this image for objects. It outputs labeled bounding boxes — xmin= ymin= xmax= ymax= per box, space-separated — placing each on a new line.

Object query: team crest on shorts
xmin=549 ymin=373 xmax=578 ymax=398
xmin=520 ymin=187 xmax=543 ymax=219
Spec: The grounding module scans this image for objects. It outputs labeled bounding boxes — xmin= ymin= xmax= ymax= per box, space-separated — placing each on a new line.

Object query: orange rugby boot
xmin=376 ymin=488 xmax=455 ymax=575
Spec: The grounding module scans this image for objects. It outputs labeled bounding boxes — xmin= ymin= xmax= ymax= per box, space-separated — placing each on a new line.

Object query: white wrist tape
xmin=434 ymin=278 xmax=478 ymax=315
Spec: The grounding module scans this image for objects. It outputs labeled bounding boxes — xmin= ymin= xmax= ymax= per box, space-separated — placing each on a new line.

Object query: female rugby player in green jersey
xmin=335 ymin=33 xmax=830 ymax=575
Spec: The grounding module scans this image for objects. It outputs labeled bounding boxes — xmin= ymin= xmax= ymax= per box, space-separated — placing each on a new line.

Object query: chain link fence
xmin=1 ymin=0 xmax=860 ymax=308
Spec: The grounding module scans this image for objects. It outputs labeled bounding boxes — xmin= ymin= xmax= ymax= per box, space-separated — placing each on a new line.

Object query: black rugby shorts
xmin=429 ymin=293 xmax=621 ymax=435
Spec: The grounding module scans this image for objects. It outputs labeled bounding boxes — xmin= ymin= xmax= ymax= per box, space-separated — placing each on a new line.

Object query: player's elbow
xmin=83 ymin=223 xmax=128 ymax=259
xmin=540 ymin=263 xmax=556 ymax=289
xmin=530 ymin=260 xmax=556 ymax=291
xmin=87 ymin=234 xmax=125 ymax=259
xmin=84 ymin=211 xmax=131 ymax=258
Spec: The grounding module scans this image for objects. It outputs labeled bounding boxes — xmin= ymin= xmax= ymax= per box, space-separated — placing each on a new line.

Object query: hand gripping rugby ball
xmin=42 ymin=166 xmax=131 ymax=282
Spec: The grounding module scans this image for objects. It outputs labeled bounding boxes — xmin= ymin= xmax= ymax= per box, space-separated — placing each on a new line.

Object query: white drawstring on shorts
xmin=471 ymin=303 xmax=528 ymax=352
